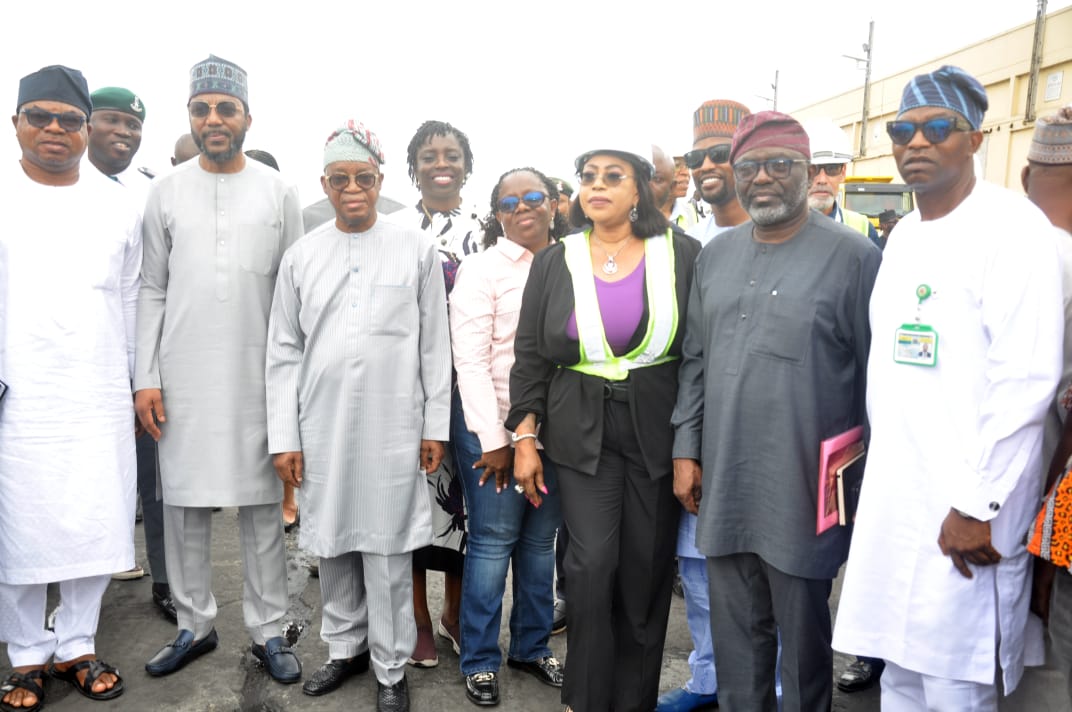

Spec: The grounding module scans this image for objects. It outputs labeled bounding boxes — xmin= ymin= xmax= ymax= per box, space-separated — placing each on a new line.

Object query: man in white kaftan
xmin=266 ymin=122 xmax=450 ymax=712
xmin=135 ymin=56 xmax=303 ymax=682
xmin=833 ymin=66 xmax=1066 ymax=710
xmin=0 ymin=64 xmax=139 ymax=706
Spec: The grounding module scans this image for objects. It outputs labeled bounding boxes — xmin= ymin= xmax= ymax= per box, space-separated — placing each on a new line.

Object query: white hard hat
xmin=802 ymin=119 xmax=853 ymax=165
xmin=574 ymin=130 xmax=657 ymax=179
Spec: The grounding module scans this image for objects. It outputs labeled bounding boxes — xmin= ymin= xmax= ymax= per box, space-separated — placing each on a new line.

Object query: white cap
xmin=802 ymin=119 xmax=853 ymax=165
xmin=573 ymin=128 xmax=656 ymax=180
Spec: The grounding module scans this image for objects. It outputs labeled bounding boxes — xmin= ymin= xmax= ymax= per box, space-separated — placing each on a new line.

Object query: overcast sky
xmin=3 ymin=0 xmax=1068 ymax=212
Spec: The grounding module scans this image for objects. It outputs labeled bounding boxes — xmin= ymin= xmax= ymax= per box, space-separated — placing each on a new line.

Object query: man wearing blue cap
xmin=136 ymin=55 xmax=304 ymax=684
xmin=833 ymin=65 xmax=1066 ymax=710
xmin=0 ymin=64 xmax=141 ymax=709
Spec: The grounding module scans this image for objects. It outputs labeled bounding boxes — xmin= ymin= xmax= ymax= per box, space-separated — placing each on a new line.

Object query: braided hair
xmin=481 ymin=167 xmax=570 ymax=248
xmin=405 ymin=120 xmax=474 ymax=188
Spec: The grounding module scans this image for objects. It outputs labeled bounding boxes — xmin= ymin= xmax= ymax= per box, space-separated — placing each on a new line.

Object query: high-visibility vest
xmin=841 ymin=208 xmax=871 ymax=236
xmin=561 ymin=229 xmax=679 ymax=381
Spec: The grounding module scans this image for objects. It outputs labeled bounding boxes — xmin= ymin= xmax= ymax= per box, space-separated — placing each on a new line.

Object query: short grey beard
xmin=745 ymin=179 xmax=809 ymax=226
xmin=808 ymin=193 xmax=835 ymax=212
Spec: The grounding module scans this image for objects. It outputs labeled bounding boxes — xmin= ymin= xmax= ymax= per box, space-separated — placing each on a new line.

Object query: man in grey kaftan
xmin=266 ymin=121 xmax=449 ymax=710
xmin=135 ymin=55 xmax=303 ymax=681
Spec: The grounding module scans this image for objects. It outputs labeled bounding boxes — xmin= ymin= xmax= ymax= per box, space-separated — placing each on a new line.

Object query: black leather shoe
xmin=145 ymin=629 xmax=219 ymax=676
xmin=465 ymin=671 xmax=500 ymax=706
xmin=302 ymin=651 xmax=370 ymax=696
xmin=152 ymin=584 xmax=177 ymax=623
xmin=252 ymin=636 xmax=302 ymax=684
xmin=507 ymin=655 xmax=563 ymax=687
xmin=377 ymin=675 xmax=410 ymax=712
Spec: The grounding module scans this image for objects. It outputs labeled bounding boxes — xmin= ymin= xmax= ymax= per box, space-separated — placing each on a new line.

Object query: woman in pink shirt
xmin=449 ymin=168 xmax=567 ymax=707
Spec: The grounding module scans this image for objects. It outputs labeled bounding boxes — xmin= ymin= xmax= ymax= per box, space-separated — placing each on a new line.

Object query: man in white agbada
xmin=0 ymin=64 xmax=140 ymax=708
xmin=135 ymin=55 xmax=304 ymax=683
xmin=266 ymin=121 xmax=450 ymax=712
xmin=832 ymin=65 xmax=1066 ymax=711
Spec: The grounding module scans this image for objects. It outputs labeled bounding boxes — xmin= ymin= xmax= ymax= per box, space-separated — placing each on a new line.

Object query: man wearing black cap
xmin=136 ymin=55 xmax=304 ymax=684
xmin=834 ymin=66 xmax=1066 ymax=709
xmin=0 ymin=64 xmax=142 ymax=708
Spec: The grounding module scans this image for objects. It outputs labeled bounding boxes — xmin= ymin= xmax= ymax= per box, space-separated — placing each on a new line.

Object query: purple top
xmin=566 ymin=257 xmax=646 ymax=356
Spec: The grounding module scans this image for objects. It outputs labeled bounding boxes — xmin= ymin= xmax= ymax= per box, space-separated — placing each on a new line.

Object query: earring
xmin=629 ymin=206 xmax=639 ymax=223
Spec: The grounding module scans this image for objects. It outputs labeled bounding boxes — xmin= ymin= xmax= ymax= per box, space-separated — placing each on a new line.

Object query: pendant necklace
xmin=591 ymin=235 xmax=630 ymax=275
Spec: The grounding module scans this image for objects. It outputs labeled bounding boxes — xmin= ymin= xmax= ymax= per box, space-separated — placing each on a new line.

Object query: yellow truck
xmin=840 ymin=176 xmax=914 ymax=229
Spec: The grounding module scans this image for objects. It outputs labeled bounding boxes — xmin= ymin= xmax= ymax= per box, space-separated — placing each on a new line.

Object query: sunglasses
xmin=577 ymin=171 xmax=634 ymax=187
xmin=732 ymin=158 xmax=808 ymax=182
xmin=21 ymin=108 xmax=86 ymax=132
xmin=684 ymin=144 xmax=731 ymax=169
xmin=188 ymin=100 xmax=241 ymax=119
xmin=498 ymin=191 xmax=548 ymax=213
xmin=885 ymin=117 xmax=973 ymax=146
xmin=812 ymin=164 xmax=846 ymax=177
xmin=326 ymin=173 xmax=379 ymax=191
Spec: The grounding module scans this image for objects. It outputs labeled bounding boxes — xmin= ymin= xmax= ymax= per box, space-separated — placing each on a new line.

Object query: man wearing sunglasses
xmin=1 ymin=64 xmax=142 ymax=709
xmin=266 ymin=121 xmax=450 ymax=712
xmin=672 ymin=110 xmax=881 ymax=712
xmin=834 ymin=66 xmax=1066 ymax=711
xmin=684 ymin=99 xmax=751 ymax=247
xmin=803 ymin=119 xmax=882 ymax=251
xmin=136 ymin=55 xmax=304 ymax=684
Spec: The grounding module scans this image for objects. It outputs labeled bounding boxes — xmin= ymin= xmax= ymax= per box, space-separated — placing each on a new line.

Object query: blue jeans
xmin=452 ymin=393 xmax=562 ymax=675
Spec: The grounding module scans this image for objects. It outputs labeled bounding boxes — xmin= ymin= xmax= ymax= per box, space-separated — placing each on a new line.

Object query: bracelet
xmin=511 ymin=432 xmax=538 ymax=444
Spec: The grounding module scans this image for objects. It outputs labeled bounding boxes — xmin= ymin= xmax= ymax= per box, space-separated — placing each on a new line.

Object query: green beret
xmin=90 ymin=87 xmax=146 ymax=122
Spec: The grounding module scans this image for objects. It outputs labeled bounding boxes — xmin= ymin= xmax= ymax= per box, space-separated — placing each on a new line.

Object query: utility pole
xmin=1025 ymin=0 xmax=1048 ymax=122
xmin=844 ymin=21 xmax=874 ymax=157
xmin=758 ymin=70 xmax=779 ymax=111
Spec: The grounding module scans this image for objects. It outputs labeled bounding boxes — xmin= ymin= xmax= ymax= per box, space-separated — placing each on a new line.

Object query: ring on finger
xmin=514 ymin=484 xmax=525 ymax=494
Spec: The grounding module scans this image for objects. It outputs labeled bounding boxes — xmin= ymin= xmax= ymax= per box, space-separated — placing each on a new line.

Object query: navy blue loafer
xmin=145 ymin=629 xmax=219 ymax=677
xmin=252 ymin=636 xmax=302 ymax=684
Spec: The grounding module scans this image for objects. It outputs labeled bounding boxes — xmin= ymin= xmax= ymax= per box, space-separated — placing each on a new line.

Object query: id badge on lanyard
xmin=893 ymin=284 xmax=938 ymax=367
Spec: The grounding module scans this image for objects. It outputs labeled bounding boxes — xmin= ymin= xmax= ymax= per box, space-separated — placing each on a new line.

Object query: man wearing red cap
xmin=672 ymin=110 xmax=881 ymax=710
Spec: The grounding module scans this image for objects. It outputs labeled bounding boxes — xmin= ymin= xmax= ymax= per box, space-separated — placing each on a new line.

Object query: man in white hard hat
xmin=804 ymin=119 xmax=883 ymax=250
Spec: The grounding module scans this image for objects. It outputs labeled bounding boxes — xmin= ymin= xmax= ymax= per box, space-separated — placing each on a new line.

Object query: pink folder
xmin=816 ymin=426 xmax=865 ymax=535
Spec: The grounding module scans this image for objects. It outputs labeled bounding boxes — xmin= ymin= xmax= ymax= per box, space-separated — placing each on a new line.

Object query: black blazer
xmin=506 ymin=230 xmax=701 ymax=479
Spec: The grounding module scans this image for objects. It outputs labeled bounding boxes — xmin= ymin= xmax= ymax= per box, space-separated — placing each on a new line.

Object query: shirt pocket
xmin=749 ymin=296 xmax=815 ymax=365
xmin=370 ymin=285 xmax=417 ymax=337
xmin=238 ymin=223 xmax=280 ymax=275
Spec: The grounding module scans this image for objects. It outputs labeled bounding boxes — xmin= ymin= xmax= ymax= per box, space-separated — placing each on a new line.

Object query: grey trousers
xmin=163 ymin=502 xmax=287 ymax=644
xmin=135 ymin=432 xmax=166 ymax=583
xmin=707 ymin=553 xmax=833 ymax=712
xmin=318 ymin=551 xmax=414 ymax=686
xmin=1050 ymin=568 xmax=1072 ymax=705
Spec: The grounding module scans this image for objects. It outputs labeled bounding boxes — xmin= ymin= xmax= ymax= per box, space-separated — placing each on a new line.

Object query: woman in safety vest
xmin=506 ymin=142 xmax=702 ymax=712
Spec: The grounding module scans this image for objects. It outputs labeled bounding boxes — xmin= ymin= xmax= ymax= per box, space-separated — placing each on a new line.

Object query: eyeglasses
xmin=885 ymin=117 xmax=973 ymax=146
xmin=577 ymin=171 xmax=634 ymax=187
xmin=326 ymin=173 xmax=379 ymax=191
xmin=812 ymin=163 xmax=845 ymax=177
xmin=21 ymin=108 xmax=86 ymax=132
xmin=498 ymin=191 xmax=548 ymax=213
xmin=188 ymin=100 xmax=241 ymax=119
xmin=732 ymin=158 xmax=808 ymax=182
xmin=683 ymin=144 xmax=731 ymax=169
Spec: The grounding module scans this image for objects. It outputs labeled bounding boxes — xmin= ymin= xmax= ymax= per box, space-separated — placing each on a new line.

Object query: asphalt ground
xmin=3 ymin=509 xmax=1068 ymax=711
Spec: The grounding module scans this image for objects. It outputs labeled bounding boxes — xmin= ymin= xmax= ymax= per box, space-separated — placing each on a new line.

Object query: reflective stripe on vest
xmin=561 ymin=229 xmax=679 ymax=381
xmin=841 ymin=208 xmax=871 ymax=236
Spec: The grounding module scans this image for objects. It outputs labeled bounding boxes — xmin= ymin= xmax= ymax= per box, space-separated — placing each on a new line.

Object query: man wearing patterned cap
xmin=684 ymin=99 xmax=751 ymax=246
xmin=1 ymin=64 xmax=141 ymax=708
xmin=266 ymin=121 xmax=450 ymax=712
xmin=672 ymin=110 xmax=881 ymax=710
xmin=833 ymin=66 xmax=1065 ymax=710
xmin=137 ymin=55 xmax=304 ymax=683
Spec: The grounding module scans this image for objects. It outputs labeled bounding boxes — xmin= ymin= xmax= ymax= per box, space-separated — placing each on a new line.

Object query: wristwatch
xmin=511 ymin=432 xmax=538 ymax=444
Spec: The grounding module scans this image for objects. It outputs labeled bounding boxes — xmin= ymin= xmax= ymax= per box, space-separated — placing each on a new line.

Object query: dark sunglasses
xmin=886 ymin=117 xmax=973 ymax=146
xmin=21 ymin=108 xmax=86 ymax=132
xmin=326 ymin=173 xmax=379 ymax=191
xmin=732 ymin=158 xmax=808 ymax=182
xmin=498 ymin=191 xmax=548 ymax=213
xmin=188 ymin=100 xmax=241 ymax=119
xmin=812 ymin=163 xmax=846 ymax=177
xmin=577 ymin=171 xmax=633 ymax=187
xmin=684 ymin=144 xmax=732 ymax=169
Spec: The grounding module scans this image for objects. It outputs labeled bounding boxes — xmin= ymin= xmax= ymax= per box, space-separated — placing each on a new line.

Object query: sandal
xmin=48 ymin=659 xmax=123 ymax=701
xmin=0 ymin=669 xmax=45 ymax=712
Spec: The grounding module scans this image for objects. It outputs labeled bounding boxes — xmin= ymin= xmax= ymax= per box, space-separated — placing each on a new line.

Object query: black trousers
xmin=555 ymin=399 xmax=679 ymax=712
xmin=136 ymin=431 xmax=167 ymax=583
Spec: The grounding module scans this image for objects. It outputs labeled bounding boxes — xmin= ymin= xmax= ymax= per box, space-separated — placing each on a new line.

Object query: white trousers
xmin=0 ymin=574 xmax=110 ymax=666
xmin=164 ymin=503 xmax=287 ymax=644
xmin=318 ymin=551 xmax=414 ymax=686
xmin=881 ymin=659 xmax=998 ymax=712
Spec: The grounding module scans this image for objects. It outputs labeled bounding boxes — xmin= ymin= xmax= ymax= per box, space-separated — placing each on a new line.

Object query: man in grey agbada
xmin=671 ymin=110 xmax=881 ymax=711
xmin=134 ymin=54 xmax=304 ymax=683
xmin=266 ymin=120 xmax=450 ymax=712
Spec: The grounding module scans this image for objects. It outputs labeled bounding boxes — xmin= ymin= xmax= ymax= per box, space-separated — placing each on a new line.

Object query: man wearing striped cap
xmin=684 ymin=99 xmax=750 ymax=247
